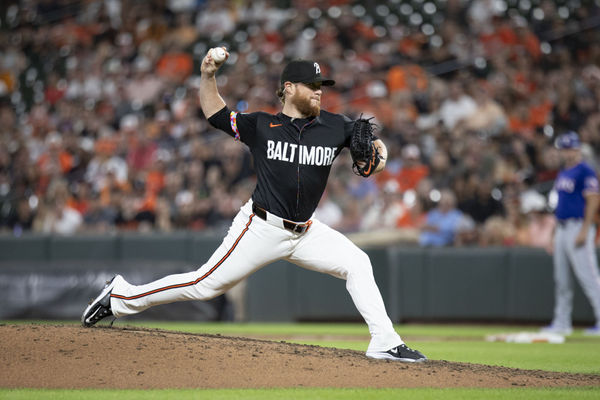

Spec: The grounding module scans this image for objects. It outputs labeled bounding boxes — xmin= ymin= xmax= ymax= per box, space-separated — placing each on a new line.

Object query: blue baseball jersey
xmin=554 ymin=162 xmax=599 ymax=220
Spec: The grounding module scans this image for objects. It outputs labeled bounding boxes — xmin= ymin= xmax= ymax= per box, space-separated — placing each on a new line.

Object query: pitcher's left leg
xmin=286 ymin=219 xmax=402 ymax=353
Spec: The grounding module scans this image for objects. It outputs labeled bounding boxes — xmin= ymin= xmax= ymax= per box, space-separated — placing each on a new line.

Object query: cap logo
xmin=280 ymin=60 xmax=335 ymax=87
xmin=314 ymin=62 xmax=321 ymax=75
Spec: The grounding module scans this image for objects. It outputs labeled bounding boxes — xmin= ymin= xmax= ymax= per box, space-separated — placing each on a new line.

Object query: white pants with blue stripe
xmin=552 ymin=219 xmax=600 ymax=327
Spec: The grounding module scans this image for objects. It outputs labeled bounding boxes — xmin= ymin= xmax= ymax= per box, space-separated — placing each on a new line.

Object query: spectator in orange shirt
xmin=156 ymin=52 xmax=193 ymax=83
xmin=378 ymin=144 xmax=429 ymax=193
xmin=387 ymin=63 xmax=428 ymax=94
xmin=508 ymin=101 xmax=536 ymax=140
xmin=528 ymin=96 xmax=552 ymax=129
xmin=67 ymin=181 xmax=92 ymax=216
xmin=396 ymin=194 xmax=426 ymax=230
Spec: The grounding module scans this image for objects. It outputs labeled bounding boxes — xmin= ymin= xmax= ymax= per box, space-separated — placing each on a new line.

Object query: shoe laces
xmin=399 ymin=344 xmax=415 ymax=352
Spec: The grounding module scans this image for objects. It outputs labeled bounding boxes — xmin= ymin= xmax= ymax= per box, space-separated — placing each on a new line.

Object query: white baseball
xmin=211 ymin=48 xmax=226 ymax=63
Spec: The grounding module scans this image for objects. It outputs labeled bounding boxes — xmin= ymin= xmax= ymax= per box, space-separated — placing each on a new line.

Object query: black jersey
xmin=208 ymin=106 xmax=354 ymax=221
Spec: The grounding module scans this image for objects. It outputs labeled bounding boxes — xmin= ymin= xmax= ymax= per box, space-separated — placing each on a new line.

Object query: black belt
xmin=252 ymin=203 xmax=312 ymax=234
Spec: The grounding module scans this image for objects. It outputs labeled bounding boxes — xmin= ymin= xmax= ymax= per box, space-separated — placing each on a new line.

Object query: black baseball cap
xmin=280 ymin=60 xmax=335 ymax=86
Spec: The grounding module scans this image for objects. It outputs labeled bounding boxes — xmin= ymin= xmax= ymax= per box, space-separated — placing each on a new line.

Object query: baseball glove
xmin=350 ymin=116 xmax=381 ymax=177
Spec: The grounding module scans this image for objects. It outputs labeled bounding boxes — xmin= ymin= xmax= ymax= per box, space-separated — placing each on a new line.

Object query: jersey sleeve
xmin=207 ymin=106 xmax=258 ymax=145
xmin=342 ymin=115 xmax=354 ymax=148
xmin=582 ymin=164 xmax=600 ymax=194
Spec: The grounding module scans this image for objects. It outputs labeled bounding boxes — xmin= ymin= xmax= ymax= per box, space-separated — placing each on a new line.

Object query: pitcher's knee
xmin=345 ymin=250 xmax=374 ymax=277
xmin=192 ymin=284 xmax=226 ymax=301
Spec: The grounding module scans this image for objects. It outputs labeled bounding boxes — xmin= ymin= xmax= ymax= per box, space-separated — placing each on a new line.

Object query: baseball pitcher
xmin=82 ymin=48 xmax=427 ymax=362
xmin=542 ymin=131 xmax=600 ymax=336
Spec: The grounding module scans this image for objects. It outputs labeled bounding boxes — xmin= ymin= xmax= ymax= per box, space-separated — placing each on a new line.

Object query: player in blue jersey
xmin=542 ymin=131 xmax=600 ymax=336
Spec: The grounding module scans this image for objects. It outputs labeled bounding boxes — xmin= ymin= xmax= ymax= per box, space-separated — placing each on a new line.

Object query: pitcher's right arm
xmin=199 ymin=47 xmax=229 ymax=119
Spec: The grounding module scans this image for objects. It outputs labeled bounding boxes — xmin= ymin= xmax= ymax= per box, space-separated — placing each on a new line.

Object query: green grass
xmin=100 ymin=320 xmax=525 ymax=338
xmin=2 ymin=321 xmax=600 ymax=399
xmin=6 ymin=320 xmax=531 ymax=338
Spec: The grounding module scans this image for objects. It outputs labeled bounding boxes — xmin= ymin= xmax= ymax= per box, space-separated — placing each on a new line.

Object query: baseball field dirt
xmin=1 ymin=324 xmax=599 ymax=389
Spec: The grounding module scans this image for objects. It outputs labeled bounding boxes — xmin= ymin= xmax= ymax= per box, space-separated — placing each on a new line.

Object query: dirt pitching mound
xmin=1 ymin=324 xmax=599 ymax=389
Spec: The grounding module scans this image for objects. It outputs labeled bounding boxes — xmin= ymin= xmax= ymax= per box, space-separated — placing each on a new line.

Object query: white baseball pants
xmin=551 ymin=219 xmax=600 ymax=327
xmin=109 ymin=200 xmax=403 ymax=352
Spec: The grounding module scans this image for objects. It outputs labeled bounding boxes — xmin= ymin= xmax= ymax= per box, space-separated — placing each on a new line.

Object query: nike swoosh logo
xmin=363 ymin=157 xmax=375 ymax=175
xmin=269 ymin=123 xmax=282 ymax=128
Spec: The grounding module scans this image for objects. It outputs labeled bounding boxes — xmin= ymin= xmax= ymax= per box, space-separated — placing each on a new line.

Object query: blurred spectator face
xmin=17 ymin=198 xmax=33 ymax=222
xmin=165 ymin=171 xmax=183 ymax=197
xmin=110 ymin=190 xmax=123 ymax=208
xmin=120 ymin=194 xmax=138 ymax=220
xmin=416 ymin=178 xmax=434 ymax=200
xmin=439 ymin=190 xmax=457 ymax=212
xmin=186 ymin=161 xmax=204 ymax=188
xmin=448 ymin=81 xmax=464 ymax=100
xmin=382 ymin=180 xmax=402 ymax=202
xmin=575 ymin=94 xmax=595 ymax=114
xmin=401 ymin=144 xmax=421 ymax=166
xmin=53 ymin=196 xmax=67 ymax=218
xmin=477 ymin=179 xmax=493 ymax=198
xmin=430 ymin=150 xmax=449 ymax=172
xmin=120 ymin=114 xmax=139 ymax=134
xmin=30 ymin=105 xmax=50 ymax=132
xmin=205 ymin=165 xmax=223 ymax=190
xmin=0 ymin=148 xmax=9 ymax=170
xmin=542 ymin=147 xmax=560 ymax=170
xmin=156 ymin=110 xmax=171 ymax=128
xmin=0 ymin=105 xmax=16 ymax=129
xmin=46 ymin=132 xmax=62 ymax=153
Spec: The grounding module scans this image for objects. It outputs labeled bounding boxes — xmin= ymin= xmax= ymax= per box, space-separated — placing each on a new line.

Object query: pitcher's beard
xmin=291 ymin=94 xmax=320 ymax=117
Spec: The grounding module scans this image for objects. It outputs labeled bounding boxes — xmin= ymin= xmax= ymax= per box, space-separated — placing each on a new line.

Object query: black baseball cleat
xmin=366 ymin=344 xmax=427 ymax=363
xmin=81 ymin=275 xmax=119 ymax=327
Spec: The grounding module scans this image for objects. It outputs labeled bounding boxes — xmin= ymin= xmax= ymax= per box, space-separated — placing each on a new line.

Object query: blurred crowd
xmin=1 ymin=0 xmax=600 ymax=248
